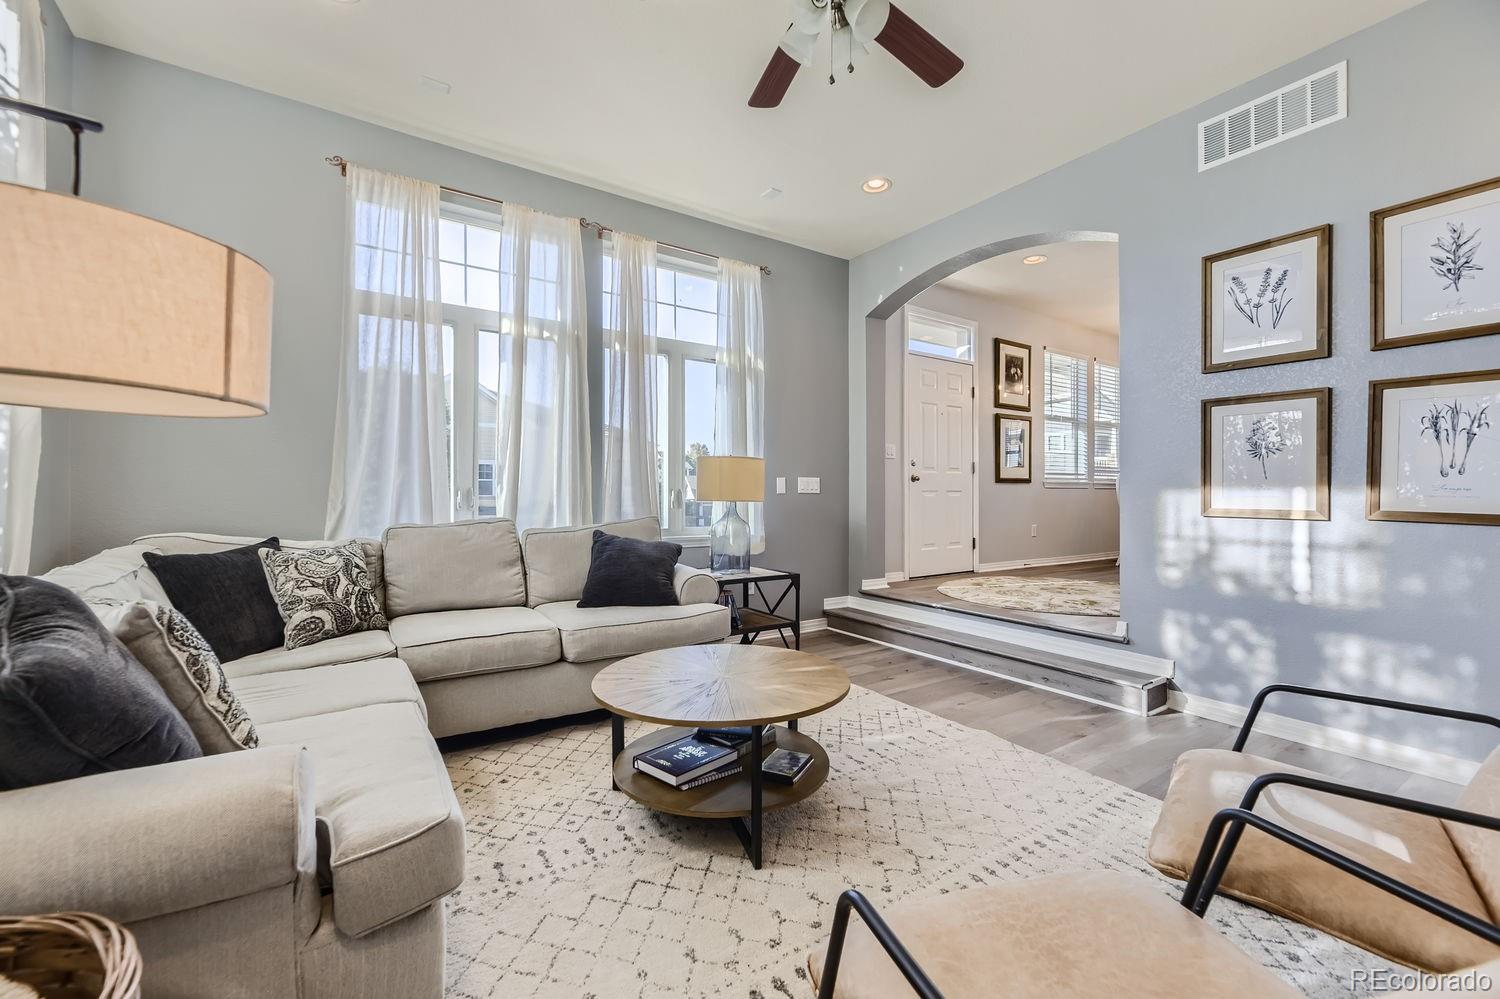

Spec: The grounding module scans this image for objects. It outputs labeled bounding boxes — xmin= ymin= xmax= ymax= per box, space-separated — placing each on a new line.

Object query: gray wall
xmin=891 ymin=284 xmax=1120 ymax=574
xmin=848 ymin=0 xmax=1500 ymax=761
xmin=36 ymin=38 xmax=850 ymax=614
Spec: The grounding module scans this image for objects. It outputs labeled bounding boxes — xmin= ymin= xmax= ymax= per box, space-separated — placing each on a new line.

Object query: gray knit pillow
xmin=259 ymin=542 xmax=388 ymax=650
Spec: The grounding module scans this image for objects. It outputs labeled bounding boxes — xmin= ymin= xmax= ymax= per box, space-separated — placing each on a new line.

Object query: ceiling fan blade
xmin=875 ymin=3 xmax=964 ymax=88
xmin=749 ymin=46 xmax=801 ymax=108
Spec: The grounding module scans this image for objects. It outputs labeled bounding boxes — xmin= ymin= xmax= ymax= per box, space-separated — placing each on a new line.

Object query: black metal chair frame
xmin=816 ymin=682 xmax=1500 ymax=999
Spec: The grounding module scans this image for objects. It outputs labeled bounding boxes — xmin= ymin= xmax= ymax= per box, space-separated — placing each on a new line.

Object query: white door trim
xmin=901 ymin=306 xmax=980 ymax=580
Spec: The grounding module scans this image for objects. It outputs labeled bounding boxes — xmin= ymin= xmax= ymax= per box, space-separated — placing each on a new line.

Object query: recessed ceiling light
xmin=1022 ymin=254 xmax=1048 ymax=265
xmin=862 ymin=176 xmax=892 ymax=194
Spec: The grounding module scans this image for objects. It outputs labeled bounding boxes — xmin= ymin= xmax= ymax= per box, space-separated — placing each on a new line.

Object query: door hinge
xmin=971 ymin=386 xmax=975 ymax=398
xmin=972 ymin=537 xmax=977 ymax=550
xmin=971 ymin=460 xmax=976 ymax=474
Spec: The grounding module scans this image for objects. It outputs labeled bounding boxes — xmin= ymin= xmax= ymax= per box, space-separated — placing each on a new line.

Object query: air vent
xmin=1198 ymin=61 xmax=1346 ymax=171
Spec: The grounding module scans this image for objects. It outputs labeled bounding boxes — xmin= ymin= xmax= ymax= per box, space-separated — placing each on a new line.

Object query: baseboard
xmin=974 ymin=551 xmax=1119 ymax=574
xmin=860 ymin=578 xmax=889 ymax=591
xmin=885 ymin=571 xmax=907 ymax=583
xmin=1169 ymin=689 xmax=1480 ymax=785
xmin=827 ymin=594 xmax=1172 ymax=679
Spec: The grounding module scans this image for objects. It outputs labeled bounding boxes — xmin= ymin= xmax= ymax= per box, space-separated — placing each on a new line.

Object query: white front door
xmin=904 ymin=354 xmax=974 ymax=578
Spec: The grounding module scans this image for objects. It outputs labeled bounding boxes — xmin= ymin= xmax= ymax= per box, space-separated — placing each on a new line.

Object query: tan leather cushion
xmin=388 ymin=606 xmax=562 ymax=681
xmin=382 ymin=519 xmax=526 ymax=616
xmin=1147 ymin=748 xmax=1500 ymax=973
xmin=520 ymin=517 xmax=660 ymax=607
xmin=1449 ymin=747 xmax=1500 ymax=922
xmin=806 ymin=870 xmax=1302 ymax=999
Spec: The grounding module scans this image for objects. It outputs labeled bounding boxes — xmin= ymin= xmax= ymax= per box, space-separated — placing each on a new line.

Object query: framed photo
xmin=1367 ymin=369 xmax=1499 ymax=525
xmin=995 ymin=414 xmax=1031 ymax=483
xmin=1201 ymin=388 xmax=1330 ymax=520
xmin=993 ymin=339 xmax=1031 ymax=410
xmin=1372 ymin=176 xmax=1500 ymax=349
xmin=1202 ymin=224 xmax=1331 ymax=372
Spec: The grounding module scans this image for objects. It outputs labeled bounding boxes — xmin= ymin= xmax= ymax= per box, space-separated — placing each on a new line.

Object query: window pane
xmin=908 ymin=312 xmax=974 ymax=361
xmin=655 ymin=268 xmax=674 ymax=305
xmin=442 ymin=324 xmax=455 ymax=518
xmin=675 ymin=271 xmax=717 ymax=312
xmin=467 ymin=266 xmax=499 ymax=312
xmin=675 ymin=308 xmax=716 ymax=347
xmin=1044 ymin=351 xmax=1089 ymax=484
xmin=476 ymin=329 xmax=500 ymax=517
xmin=683 ymin=358 xmax=716 ymax=529
xmin=657 ymin=354 xmax=670 ymax=527
xmin=440 ymin=262 xmax=466 ymax=307
xmin=439 ymin=218 xmax=466 ymax=264
xmin=656 ymin=303 xmax=676 ymax=340
xmin=466 ymin=223 xmax=501 ymax=271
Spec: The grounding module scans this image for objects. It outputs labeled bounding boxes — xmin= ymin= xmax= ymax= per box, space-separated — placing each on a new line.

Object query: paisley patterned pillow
xmin=259 ymin=542 xmax=389 ymax=650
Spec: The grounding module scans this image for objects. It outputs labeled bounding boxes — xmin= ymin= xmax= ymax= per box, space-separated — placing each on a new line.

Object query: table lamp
xmin=695 ymin=456 xmax=764 ymax=572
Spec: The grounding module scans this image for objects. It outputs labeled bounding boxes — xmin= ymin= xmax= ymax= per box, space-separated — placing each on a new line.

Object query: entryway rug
xmin=937 ymin=574 xmax=1121 ymax=616
xmin=441 ymin=685 xmax=1393 ymax=998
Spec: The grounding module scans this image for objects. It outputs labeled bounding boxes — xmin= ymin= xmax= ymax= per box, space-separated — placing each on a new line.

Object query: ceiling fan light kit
xmin=749 ymin=0 xmax=963 ymax=108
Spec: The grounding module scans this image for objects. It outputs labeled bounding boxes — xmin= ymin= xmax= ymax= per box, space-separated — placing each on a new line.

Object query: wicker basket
xmin=0 ymin=914 xmax=141 ymax=999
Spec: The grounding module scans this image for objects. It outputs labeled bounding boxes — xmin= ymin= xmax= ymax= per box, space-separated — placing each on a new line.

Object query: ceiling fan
xmin=749 ymin=0 xmax=964 ymax=108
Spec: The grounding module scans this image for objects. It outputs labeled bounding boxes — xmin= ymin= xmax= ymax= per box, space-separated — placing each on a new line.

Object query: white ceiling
xmin=54 ymin=0 xmax=1419 ymax=258
xmin=939 ymin=240 xmax=1119 ymax=335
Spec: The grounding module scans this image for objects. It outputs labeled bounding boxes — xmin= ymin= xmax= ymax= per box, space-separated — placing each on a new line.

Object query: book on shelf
xmin=761 ymin=748 xmax=813 ymax=785
xmin=633 ymin=726 xmax=780 ymax=788
xmin=695 ymin=724 xmax=776 ymax=750
xmin=678 ymin=760 xmax=742 ymax=790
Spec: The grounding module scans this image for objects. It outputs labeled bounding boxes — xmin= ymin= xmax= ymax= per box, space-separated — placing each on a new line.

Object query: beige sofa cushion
xmin=389 ymin=607 xmax=562 ymax=682
xmin=806 ymin=870 xmax=1302 ymax=999
xmin=1448 ymin=747 xmax=1500 ymax=923
xmin=232 ymin=658 xmax=425 ymax=727
xmin=223 ymin=629 xmax=397 ymax=679
xmin=521 ymin=517 xmax=660 ymax=608
xmin=535 ymin=600 xmax=729 ymax=664
xmin=41 ymin=544 xmax=171 ymax=606
xmin=382 ymin=519 xmax=526 ymax=616
xmin=257 ymin=701 xmax=464 ymax=938
xmin=1147 ymin=748 xmax=1500 ymax=973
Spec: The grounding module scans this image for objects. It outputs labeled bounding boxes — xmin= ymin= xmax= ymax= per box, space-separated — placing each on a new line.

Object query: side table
xmin=709 ymin=567 xmax=800 ymax=649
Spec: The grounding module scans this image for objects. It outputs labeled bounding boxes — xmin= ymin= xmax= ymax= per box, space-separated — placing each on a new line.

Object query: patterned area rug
xmin=442 ymin=685 xmax=1392 ymax=998
xmin=937 ymin=575 xmax=1121 ymax=617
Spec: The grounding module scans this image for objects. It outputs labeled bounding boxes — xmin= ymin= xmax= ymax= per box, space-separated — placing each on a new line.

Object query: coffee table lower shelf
xmin=611 ymin=724 xmax=829 ymax=869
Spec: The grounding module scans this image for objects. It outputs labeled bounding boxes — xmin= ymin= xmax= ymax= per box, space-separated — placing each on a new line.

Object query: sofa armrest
xmin=0 ymin=746 xmax=317 ymax=925
xmin=673 ymin=564 xmax=719 ymax=605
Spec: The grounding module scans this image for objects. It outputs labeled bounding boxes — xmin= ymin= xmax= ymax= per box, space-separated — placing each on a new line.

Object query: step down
xmin=826 ymin=605 xmax=1170 ymax=716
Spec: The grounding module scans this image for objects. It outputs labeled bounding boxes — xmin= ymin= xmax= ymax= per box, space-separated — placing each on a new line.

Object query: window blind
xmin=1043 ymin=350 xmax=1090 ymax=486
xmin=1092 ymin=361 xmax=1120 ymax=487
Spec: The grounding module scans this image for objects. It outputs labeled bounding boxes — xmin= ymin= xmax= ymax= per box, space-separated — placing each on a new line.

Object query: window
xmin=1043 ymin=350 xmax=1090 ymax=486
xmin=905 ymin=306 xmax=975 ymax=362
xmin=1092 ymin=361 xmax=1120 ymax=487
xmin=602 ymin=245 xmax=721 ymax=537
xmin=476 ymin=461 xmax=495 ymax=499
xmin=1044 ymin=350 xmax=1121 ymax=488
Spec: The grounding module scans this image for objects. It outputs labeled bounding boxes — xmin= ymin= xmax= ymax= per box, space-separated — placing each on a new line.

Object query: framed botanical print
xmin=1202 ymin=388 xmax=1330 ymax=520
xmin=1202 ymin=224 xmax=1331 ymax=372
xmin=995 ymin=414 xmax=1031 ymax=483
xmin=1372 ymin=176 xmax=1500 ymax=349
xmin=1367 ymin=369 xmax=1499 ymax=525
xmin=994 ymin=339 xmax=1031 ymax=410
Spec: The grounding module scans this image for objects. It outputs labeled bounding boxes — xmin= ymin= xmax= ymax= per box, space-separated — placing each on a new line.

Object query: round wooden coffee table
xmin=592 ymin=643 xmax=849 ymax=869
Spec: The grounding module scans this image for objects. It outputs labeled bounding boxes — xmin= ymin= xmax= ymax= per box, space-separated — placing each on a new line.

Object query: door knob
xmin=910 ymin=474 xmax=921 ymax=482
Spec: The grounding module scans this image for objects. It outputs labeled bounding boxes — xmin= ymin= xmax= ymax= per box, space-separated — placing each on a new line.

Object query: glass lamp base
xmin=710 ymin=504 xmax=751 ymax=572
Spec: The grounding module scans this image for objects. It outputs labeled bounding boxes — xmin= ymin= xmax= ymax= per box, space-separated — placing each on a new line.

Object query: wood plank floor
xmin=874 ymin=559 xmax=1125 ymax=641
xmin=804 ymin=629 xmax=1462 ymax=804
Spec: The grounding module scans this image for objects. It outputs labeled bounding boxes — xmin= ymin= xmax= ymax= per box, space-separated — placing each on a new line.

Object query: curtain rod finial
xmin=325 ymin=155 xmax=348 ymax=176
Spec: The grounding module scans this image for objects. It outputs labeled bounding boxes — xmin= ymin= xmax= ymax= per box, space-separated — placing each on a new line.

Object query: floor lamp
xmin=0 ymin=97 xmax=273 ymax=417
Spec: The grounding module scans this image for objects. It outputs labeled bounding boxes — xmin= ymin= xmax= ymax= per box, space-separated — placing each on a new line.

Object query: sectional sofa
xmin=1 ymin=516 xmax=729 ymax=998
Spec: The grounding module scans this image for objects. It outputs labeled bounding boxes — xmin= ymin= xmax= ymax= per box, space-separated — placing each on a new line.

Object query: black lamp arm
xmin=0 ymin=96 xmax=104 ymax=196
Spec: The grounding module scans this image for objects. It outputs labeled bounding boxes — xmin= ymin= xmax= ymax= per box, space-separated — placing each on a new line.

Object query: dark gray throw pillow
xmin=0 ymin=575 xmax=202 ymax=791
xmin=578 ymin=531 xmax=683 ymax=608
xmin=143 ymin=538 xmax=284 ymax=662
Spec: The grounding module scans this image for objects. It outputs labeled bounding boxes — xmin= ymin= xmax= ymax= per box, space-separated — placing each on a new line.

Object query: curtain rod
xmin=325 ymin=155 xmax=770 ymax=277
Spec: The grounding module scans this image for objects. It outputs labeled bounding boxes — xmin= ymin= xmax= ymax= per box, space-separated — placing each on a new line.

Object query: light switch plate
xmin=797 ymin=477 xmax=821 ymax=494
xmin=775 ymin=477 xmax=786 ymax=494
xmin=884 ymin=444 xmax=897 ymax=460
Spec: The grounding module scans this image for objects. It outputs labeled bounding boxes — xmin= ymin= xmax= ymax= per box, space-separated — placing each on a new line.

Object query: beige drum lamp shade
xmin=695 ymin=456 xmax=765 ymax=502
xmin=0 ymin=181 xmax=273 ymax=417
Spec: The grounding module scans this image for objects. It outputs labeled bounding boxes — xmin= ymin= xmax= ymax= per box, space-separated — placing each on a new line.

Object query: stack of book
xmin=633 ymin=725 xmax=777 ymax=790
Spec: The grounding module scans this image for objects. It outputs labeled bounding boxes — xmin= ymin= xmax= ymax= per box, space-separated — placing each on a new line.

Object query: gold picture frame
xmin=1201 ymin=387 xmax=1331 ymax=520
xmin=1202 ymin=224 xmax=1331 ymax=373
xmin=1366 ymin=368 xmax=1500 ymax=525
xmin=1372 ymin=176 xmax=1500 ymax=349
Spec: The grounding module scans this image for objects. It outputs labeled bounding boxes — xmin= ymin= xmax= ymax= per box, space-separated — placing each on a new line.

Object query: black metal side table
xmin=709 ymin=567 xmax=801 ymax=649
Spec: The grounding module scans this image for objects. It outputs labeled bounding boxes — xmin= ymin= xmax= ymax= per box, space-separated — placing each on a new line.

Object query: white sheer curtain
xmin=601 ymin=232 xmax=659 ymax=522
xmin=714 ymin=258 xmax=766 ymax=553
xmin=325 ymin=165 xmax=449 ymax=539
xmin=490 ymin=202 xmax=592 ymax=529
xmin=0 ymin=0 xmax=44 ymax=573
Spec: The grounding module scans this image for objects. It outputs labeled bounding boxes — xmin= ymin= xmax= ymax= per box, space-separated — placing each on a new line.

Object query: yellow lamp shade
xmin=0 ymin=181 xmax=273 ymax=417
xmin=695 ymin=456 xmax=765 ymax=502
